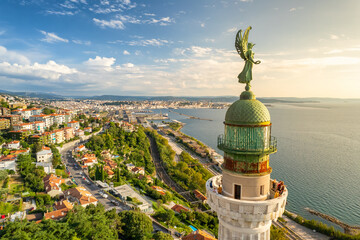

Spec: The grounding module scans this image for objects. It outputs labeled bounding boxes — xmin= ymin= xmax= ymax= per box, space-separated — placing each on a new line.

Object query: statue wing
xmin=235 ymin=30 xmax=246 ymax=60
xmin=235 ymin=26 xmax=252 ymax=60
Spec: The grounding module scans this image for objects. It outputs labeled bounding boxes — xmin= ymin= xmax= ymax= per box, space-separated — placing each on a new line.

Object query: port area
xmin=169 ymin=110 xmax=213 ymax=121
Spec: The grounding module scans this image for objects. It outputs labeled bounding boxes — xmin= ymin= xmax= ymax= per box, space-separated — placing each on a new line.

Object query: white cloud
xmin=2 ymin=43 xmax=359 ymax=97
xmin=289 ymin=8 xmax=296 ymax=12
xmin=324 ymin=49 xmax=343 ymax=54
xmin=100 ymin=0 xmax=110 ymax=5
xmin=174 ymin=46 xmax=213 ymax=57
xmin=145 ymin=17 xmax=174 ymax=26
xmin=0 ymin=60 xmax=77 ymax=81
xmin=40 ymin=30 xmax=69 ymax=43
xmin=144 ymin=13 xmax=155 ymax=16
xmin=123 ymin=63 xmax=134 ymax=68
xmin=72 ymin=40 xmax=91 ymax=45
xmin=128 ymin=39 xmax=170 ymax=46
xmin=0 ymin=46 xmax=31 ymax=65
xmin=84 ymin=56 xmax=116 ymax=71
xmin=0 ymin=30 xmax=6 ymax=36
xmin=45 ymin=10 xmax=76 ymax=15
xmin=200 ymin=23 xmax=205 ymax=28
xmin=85 ymin=56 xmax=116 ymax=67
xmin=89 ymin=0 xmax=136 ymax=14
xmin=227 ymin=27 xmax=237 ymax=33
xmin=117 ymin=15 xmax=141 ymax=24
xmin=330 ymin=34 xmax=339 ymax=40
xmin=60 ymin=2 xmax=76 ymax=9
xmin=69 ymin=0 xmax=87 ymax=4
xmin=93 ymin=18 xmax=125 ymax=29
xmin=123 ymin=50 xmax=130 ymax=55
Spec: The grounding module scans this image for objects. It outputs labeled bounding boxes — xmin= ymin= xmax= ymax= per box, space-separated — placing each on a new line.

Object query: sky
xmin=0 ymin=0 xmax=360 ymax=98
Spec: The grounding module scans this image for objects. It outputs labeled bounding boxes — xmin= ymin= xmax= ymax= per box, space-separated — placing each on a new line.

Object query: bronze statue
xmin=235 ymin=26 xmax=261 ymax=90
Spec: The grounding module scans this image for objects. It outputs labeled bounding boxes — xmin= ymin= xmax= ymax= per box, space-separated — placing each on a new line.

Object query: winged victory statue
xmin=235 ymin=26 xmax=261 ymax=90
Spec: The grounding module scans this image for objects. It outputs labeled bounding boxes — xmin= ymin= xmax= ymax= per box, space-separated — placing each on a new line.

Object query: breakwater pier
xmin=305 ymin=208 xmax=360 ymax=235
xmin=169 ymin=110 xmax=213 ymax=121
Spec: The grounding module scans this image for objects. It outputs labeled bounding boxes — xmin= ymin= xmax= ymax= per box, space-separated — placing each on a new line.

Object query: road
xmin=61 ymin=147 xmax=129 ymax=212
xmin=61 ymin=140 xmax=177 ymax=238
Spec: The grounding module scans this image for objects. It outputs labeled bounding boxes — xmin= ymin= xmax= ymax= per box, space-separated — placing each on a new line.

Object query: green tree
xmin=43 ymin=107 xmax=55 ymax=115
xmin=153 ymin=231 xmax=173 ymax=240
xmin=0 ymin=170 xmax=8 ymax=181
xmin=118 ymin=210 xmax=153 ymax=240
xmin=270 ymin=225 xmax=287 ymax=240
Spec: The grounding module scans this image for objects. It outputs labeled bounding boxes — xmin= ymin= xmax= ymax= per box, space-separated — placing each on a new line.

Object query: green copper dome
xmin=225 ymin=91 xmax=270 ymax=125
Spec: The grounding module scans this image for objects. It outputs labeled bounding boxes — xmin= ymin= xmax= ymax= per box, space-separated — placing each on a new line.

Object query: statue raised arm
xmin=235 ymin=26 xmax=261 ymax=90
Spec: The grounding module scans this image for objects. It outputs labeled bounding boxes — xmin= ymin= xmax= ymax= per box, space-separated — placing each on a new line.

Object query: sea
xmin=152 ymin=101 xmax=360 ymax=227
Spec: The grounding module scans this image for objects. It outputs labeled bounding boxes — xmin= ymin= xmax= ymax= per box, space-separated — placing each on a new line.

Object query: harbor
xmin=169 ymin=110 xmax=213 ymax=121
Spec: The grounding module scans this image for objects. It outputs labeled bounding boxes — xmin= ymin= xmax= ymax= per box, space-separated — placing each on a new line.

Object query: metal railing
xmin=217 ymin=134 xmax=277 ymax=154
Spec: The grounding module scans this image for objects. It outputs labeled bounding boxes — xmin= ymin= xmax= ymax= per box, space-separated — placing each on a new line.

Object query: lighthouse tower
xmin=206 ymin=27 xmax=287 ymax=240
xmin=206 ymin=87 xmax=288 ymax=240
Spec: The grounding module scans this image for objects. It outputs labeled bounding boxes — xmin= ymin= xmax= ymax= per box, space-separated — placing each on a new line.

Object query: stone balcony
xmin=206 ymin=175 xmax=287 ymax=223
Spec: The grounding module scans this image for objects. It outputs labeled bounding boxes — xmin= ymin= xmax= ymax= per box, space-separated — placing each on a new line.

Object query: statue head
xmin=247 ymin=42 xmax=255 ymax=49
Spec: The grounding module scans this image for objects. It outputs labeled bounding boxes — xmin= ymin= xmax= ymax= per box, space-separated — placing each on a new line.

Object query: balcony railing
xmin=217 ymin=134 xmax=277 ymax=154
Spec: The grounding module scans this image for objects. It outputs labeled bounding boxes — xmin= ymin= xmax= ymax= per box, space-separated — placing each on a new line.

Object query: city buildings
xmin=43 ymin=174 xmax=65 ymax=197
xmin=182 ymin=230 xmax=217 ymax=240
xmin=5 ymin=140 xmax=21 ymax=149
xmin=64 ymin=187 xmax=98 ymax=207
xmin=68 ymin=120 xmax=80 ymax=130
xmin=64 ymin=127 xmax=74 ymax=140
xmin=36 ymin=146 xmax=53 ymax=163
xmin=0 ymin=118 xmax=10 ymax=130
xmin=0 ymin=155 xmax=16 ymax=171
xmin=113 ymin=184 xmax=153 ymax=213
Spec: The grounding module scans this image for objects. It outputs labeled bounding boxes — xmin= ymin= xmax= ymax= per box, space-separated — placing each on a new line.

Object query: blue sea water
xmin=152 ymin=102 xmax=360 ymax=226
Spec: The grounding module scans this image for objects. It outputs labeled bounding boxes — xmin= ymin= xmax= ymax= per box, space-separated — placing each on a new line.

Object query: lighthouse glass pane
xmin=224 ymin=126 xmax=270 ymax=150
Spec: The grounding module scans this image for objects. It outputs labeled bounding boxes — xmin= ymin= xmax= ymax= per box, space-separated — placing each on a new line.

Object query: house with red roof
xmin=0 ymin=155 xmax=17 ymax=171
xmin=194 ymin=190 xmax=207 ymax=203
xmin=43 ymin=174 xmax=65 ymax=197
xmin=182 ymin=230 xmax=217 ymax=240
xmin=64 ymin=186 xmax=98 ymax=207
xmin=171 ymin=204 xmax=190 ymax=214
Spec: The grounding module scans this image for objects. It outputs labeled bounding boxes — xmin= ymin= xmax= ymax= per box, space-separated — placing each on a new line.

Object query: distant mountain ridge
xmin=0 ymin=89 xmax=65 ymax=99
xmin=0 ymin=89 xmax=357 ymax=103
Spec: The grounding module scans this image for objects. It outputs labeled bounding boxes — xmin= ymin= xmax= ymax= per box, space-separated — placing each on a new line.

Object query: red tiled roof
xmin=182 ymin=230 xmax=217 ymax=240
xmin=194 ymin=190 xmax=207 ymax=201
xmin=171 ymin=204 xmax=189 ymax=213
xmin=54 ymin=200 xmax=73 ymax=210
xmin=44 ymin=208 xmax=69 ymax=220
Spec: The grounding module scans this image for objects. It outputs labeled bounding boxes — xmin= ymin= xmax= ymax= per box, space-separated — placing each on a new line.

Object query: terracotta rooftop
xmin=44 ymin=208 xmax=69 ymax=220
xmin=182 ymin=230 xmax=217 ymax=240
xmin=54 ymin=200 xmax=73 ymax=210
xmin=0 ymin=155 xmax=16 ymax=162
xmin=64 ymin=187 xmax=98 ymax=206
xmin=171 ymin=204 xmax=189 ymax=213
xmin=194 ymin=190 xmax=207 ymax=201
